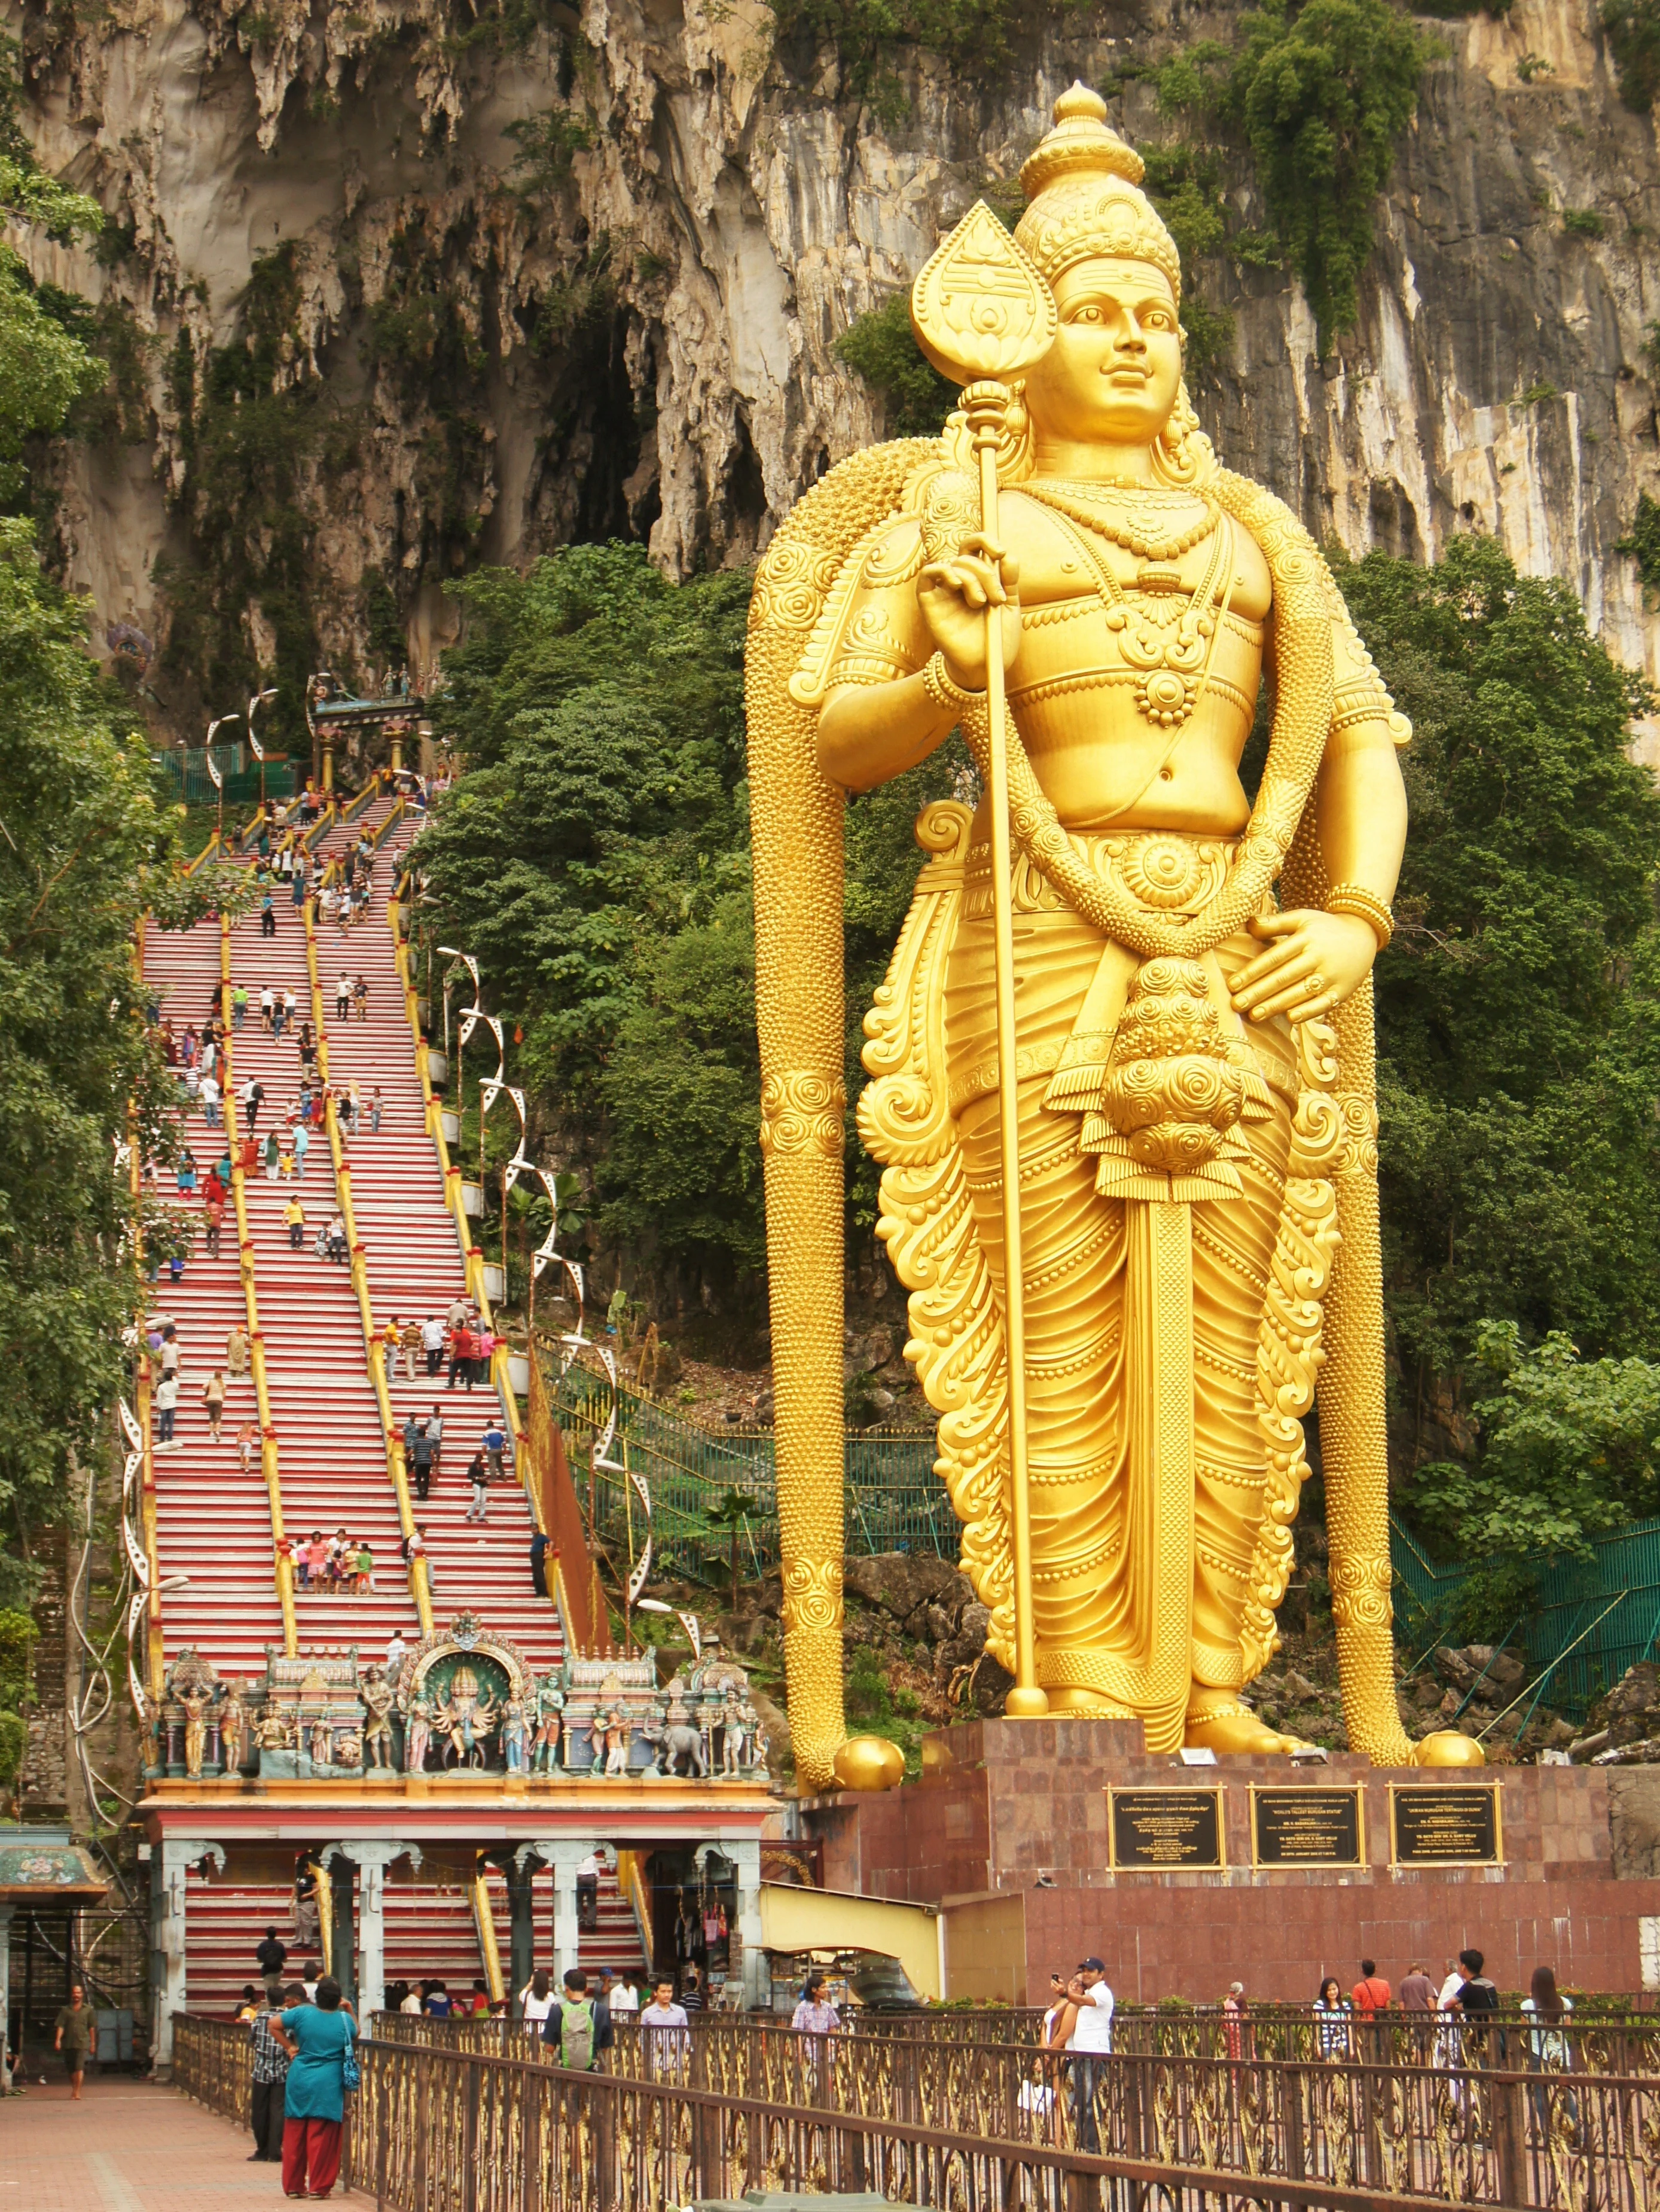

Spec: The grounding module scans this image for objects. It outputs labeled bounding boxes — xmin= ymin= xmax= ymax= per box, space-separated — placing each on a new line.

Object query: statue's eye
xmin=1070 ymin=304 xmax=1103 ymax=324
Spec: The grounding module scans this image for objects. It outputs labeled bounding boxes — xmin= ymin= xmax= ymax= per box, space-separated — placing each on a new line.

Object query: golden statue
xmin=749 ymin=87 xmax=1479 ymax=1789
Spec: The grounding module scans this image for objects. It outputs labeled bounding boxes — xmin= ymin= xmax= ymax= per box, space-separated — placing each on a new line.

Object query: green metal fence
xmin=1391 ymin=1512 xmax=1660 ymax=1720
xmin=153 ymin=743 xmax=297 ymax=809
xmin=549 ymin=1354 xmax=1660 ymax=1704
xmin=546 ymin=1357 xmax=950 ymax=1582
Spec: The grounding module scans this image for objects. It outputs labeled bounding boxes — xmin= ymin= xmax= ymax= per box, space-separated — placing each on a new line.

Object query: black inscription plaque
xmin=1252 ymin=1786 xmax=1362 ymax=1867
xmin=1391 ymin=1786 xmax=1500 ymax=1865
xmin=1109 ymin=1788 xmax=1223 ymax=1870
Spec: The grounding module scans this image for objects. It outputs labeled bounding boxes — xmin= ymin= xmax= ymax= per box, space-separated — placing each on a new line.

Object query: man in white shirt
xmin=607 ymin=1974 xmax=640 ymax=2017
xmin=200 ymin=1072 xmax=221 ymax=1127
xmin=386 ymin=1629 xmax=408 ymax=1679
xmin=1066 ymin=1958 xmax=1115 ymax=2150
xmin=421 ymin=1314 xmax=445 ymax=1377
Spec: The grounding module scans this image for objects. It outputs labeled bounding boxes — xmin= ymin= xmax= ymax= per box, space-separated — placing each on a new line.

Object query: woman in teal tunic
xmin=272 ymin=1975 xmax=356 ymax=2199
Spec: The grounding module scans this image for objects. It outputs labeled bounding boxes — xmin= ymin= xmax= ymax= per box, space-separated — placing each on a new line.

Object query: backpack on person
xmin=556 ymin=1997 xmax=596 ymax=2070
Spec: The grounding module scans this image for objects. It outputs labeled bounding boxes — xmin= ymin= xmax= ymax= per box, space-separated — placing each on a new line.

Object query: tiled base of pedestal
xmin=801 ymin=1718 xmax=1660 ymax=2002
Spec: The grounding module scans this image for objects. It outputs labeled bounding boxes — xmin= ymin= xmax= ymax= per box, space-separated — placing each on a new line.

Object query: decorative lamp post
xmin=246 ymin=686 xmax=278 ymax=817
xmin=205 ymin=713 xmax=240 ymax=850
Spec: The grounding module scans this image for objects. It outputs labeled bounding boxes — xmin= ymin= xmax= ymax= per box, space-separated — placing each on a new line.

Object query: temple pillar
xmin=724 ymin=1839 xmax=766 ymax=2011
xmin=153 ymin=1838 xmax=223 ymax=2073
xmin=524 ymin=1838 xmax=599 ymax=1983
xmin=327 ymin=1842 xmax=419 ymax=2018
xmin=505 ymin=1854 xmax=536 ymax=2016
xmin=327 ymin=1855 xmax=356 ymax=2011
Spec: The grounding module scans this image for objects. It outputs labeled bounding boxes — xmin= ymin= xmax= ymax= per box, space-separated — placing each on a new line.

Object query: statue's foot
xmin=1183 ymin=1698 xmax=1309 ymax=1757
xmin=1046 ymin=1689 xmax=1139 ymax=1718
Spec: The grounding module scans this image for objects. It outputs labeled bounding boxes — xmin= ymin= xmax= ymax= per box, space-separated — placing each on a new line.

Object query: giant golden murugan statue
xmin=748 ymin=86 xmax=1477 ymax=1789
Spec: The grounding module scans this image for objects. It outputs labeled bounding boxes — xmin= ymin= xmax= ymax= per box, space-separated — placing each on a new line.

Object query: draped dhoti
xmin=941 ymin=831 xmax=1299 ymax=1740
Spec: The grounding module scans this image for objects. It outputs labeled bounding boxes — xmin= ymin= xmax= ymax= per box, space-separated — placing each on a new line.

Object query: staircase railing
xmin=220 ymin=911 xmax=298 ymax=1655
xmin=129 ymin=922 xmax=166 ymax=1707
xmin=614 ymin=1849 xmax=654 ymax=1976
xmin=303 ymin=820 xmax=433 ymax=1636
xmin=385 ymin=867 xmax=566 ymax=1622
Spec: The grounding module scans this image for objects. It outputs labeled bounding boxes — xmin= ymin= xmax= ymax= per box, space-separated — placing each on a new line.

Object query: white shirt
xmin=520 ymin=1987 xmax=556 ymax=2023
xmin=608 ymin=1983 xmax=639 ymax=2015
xmin=421 ymin=1319 xmax=445 ymax=1349
xmin=399 ymin=1992 xmax=420 ymax=2014
xmin=1069 ymin=1981 xmax=1115 ymax=2054
xmin=578 ymin=1853 xmax=600 ymax=1878
xmin=1437 ymin=1972 xmax=1464 ymax=2009
xmin=386 ymin=1635 xmax=408 ymax=1673
xmin=200 ymin=1076 xmax=219 ymax=1106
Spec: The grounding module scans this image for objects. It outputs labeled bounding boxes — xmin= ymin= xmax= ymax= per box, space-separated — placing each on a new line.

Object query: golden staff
xmin=911 ymin=208 xmax=1056 ymax=1717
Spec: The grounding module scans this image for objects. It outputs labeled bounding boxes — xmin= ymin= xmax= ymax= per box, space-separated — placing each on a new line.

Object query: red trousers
xmin=282 ymin=2115 xmax=341 ymax=2198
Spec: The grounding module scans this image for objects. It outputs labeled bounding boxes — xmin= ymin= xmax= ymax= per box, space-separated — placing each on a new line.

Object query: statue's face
xmin=1024 ymin=258 xmax=1181 ymax=446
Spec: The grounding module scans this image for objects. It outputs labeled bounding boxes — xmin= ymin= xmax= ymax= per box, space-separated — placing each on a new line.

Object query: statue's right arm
xmin=813 ymin=514 xmax=1018 ymax=792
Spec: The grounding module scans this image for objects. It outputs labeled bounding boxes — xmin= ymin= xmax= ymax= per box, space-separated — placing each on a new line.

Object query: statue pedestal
xmin=799 ymin=1717 xmax=1660 ymax=2002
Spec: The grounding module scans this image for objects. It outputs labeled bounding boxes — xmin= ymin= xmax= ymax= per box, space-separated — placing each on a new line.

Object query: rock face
xmin=17 ymin=0 xmax=1660 ymax=734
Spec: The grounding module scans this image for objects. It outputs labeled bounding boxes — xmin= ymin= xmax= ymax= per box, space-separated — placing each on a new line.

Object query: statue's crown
xmin=1015 ymin=83 xmax=1180 ymax=302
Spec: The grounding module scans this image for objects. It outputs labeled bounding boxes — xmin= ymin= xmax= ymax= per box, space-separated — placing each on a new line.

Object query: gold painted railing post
xmin=307 ymin=841 xmax=433 ymax=1633
xmin=221 ymin=911 xmax=297 ymax=1653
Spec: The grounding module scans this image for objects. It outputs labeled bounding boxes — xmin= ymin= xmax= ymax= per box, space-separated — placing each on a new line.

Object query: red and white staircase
xmin=147 ymin=793 xmax=630 ymax=2012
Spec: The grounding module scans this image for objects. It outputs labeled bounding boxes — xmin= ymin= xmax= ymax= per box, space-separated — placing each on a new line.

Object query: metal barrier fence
xmin=375 ymin=1999 xmax=1659 ymax=2089
xmin=1390 ymin=1511 xmax=1660 ymax=1723
xmin=347 ymin=2014 xmax=1656 ymax=2208
xmin=154 ymin=743 xmax=298 ymax=810
xmin=546 ymin=1351 xmax=951 ymax=1573
xmin=175 ymin=2012 xmax=1506 ymax=2212
xmin=172 ymin=2011 xmax=252 ymax=2125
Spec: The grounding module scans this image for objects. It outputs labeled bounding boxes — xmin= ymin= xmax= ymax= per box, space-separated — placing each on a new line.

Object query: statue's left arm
xmin=1228 ymin=615 xmax=1408 ymax=1026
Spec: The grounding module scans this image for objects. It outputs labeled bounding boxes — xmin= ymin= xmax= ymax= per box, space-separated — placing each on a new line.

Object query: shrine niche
xmin=395 ymin=1612 xmax=535 ymax=1774
xmin=258 ymin=1648 xmax=368 ymax=1778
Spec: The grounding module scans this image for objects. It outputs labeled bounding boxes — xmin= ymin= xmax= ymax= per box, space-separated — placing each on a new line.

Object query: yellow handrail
xmin=128 ymin=917 xmax=167 ymax=1705
xmin=304 ymin=860 xmax=433 ymax=1636
xmin=469 ymin=1860 xmax=506 ymax=2006
xmin=221 ymin=911 xmax=298 ymax=1655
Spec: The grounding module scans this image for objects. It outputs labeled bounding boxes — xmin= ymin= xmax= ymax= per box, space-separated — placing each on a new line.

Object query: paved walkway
xmin=1 ymin=2077 xmax=309 ymax=2208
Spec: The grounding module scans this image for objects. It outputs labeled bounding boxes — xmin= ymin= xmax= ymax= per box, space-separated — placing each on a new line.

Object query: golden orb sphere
xmin=1411 ymin=1729 xmax=1487 ymax=1769
xmin=832 ymin=1735 xmax=906 ymax=1792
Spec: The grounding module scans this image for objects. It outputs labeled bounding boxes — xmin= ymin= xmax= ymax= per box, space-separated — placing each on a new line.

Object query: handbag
xmin=342 ymin=2030 xmax=361 ymax=2094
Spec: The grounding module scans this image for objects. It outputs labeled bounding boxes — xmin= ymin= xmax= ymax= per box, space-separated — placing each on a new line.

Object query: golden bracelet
xmin=921 ymin=651 xmax=986 ymax=716
xmin=1326 ymin=883 xmax=1394 ymax=950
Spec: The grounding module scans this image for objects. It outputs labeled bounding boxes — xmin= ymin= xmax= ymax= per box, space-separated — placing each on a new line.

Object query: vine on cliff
xmin=160 ymin=242 xmax=344 ymax=752
xmin=1159 ymin=0 xmax=1432 ymax=344
xmin=766 ymin=0 xmax=1093 ymax=115
xmin=1603 ymin=0 xmax=1660 ymax=109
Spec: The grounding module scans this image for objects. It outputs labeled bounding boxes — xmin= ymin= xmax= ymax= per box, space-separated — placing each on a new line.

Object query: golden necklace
xmin=1027 ymin=481 xmax=1220 ymax=564
xmin=1030 ymin=491 xmax=1234 ymax=731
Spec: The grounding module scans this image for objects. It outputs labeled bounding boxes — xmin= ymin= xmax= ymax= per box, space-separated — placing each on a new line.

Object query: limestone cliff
xmin=13 ymin=0 xmax=1660 ymax=743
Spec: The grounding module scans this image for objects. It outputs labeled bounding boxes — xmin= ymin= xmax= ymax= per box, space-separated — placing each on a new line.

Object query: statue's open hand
xmin=919 ymin=533 xmax=1022 ymax=690
xmin=1227 ymin=910 xmax=1378 ymax=1026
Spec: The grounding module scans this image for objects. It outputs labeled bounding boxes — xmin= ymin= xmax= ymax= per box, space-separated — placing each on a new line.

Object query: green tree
xmin=1403 ymin=1322 xmax=1660 ymax=1558
xmin=1334 ymin=534 xmax=1660 ymax=1395
xmin=700 ymin=1485 xmax=761 ymax=1612
xmin=0 ymin=64 xmax=219 ymax=1598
